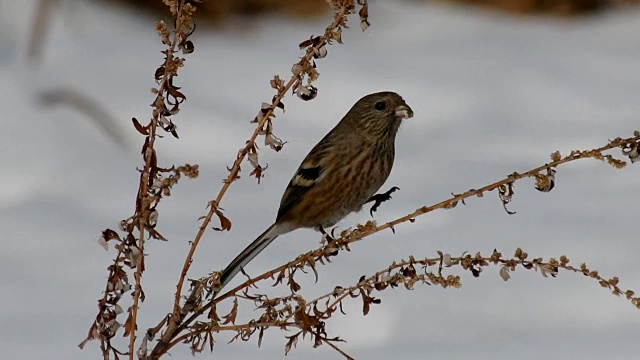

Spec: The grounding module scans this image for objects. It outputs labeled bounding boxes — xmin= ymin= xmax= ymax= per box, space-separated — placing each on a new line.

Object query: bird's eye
xmin=374 ymin=101 xmax=386 ymax=111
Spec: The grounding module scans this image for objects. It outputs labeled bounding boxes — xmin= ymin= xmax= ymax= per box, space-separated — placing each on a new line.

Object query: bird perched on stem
xmin=214 ymin=91 xmax=413 ymax=296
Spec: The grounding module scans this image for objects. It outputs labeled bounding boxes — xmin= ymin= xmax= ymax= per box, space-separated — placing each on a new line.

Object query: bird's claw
xmin=318 ymin=227 xmax=339 ymax=256
xmin=367 ymin=186 xmax=400 ymax=216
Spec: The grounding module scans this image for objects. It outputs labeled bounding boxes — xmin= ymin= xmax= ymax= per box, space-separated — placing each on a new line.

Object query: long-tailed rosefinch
xmin=215 ymin=91 xmax=413 ymax=294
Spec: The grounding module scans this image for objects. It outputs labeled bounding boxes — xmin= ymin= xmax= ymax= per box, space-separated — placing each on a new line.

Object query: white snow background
xmin=1 ymin=0 xmax=639 ymax=359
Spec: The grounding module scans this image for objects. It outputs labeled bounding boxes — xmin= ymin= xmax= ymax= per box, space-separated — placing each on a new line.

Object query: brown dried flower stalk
xmin=170 ymin=249 xmax=638 ymax=358
xmin=81 ymin=0 xmax=199 ymax=358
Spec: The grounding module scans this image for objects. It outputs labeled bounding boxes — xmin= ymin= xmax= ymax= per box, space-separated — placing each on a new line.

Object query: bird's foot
xmin=366 ymin=186 xmax=400 ymax=216
xmin=318 ymin=226 xmax=339 ymax=256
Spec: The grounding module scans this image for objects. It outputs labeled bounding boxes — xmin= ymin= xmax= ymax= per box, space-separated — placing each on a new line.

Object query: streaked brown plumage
xmin=214 ymin=91 xmax=413 ymax=296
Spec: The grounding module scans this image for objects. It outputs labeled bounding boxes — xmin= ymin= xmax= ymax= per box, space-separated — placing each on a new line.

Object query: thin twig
xmin=128 ymin=1 xmax=188 ymax=357
xmin=176 ymin=249 xmax=640 ymax=345
xmin=322 ymin=338 xmax=354 ymax=360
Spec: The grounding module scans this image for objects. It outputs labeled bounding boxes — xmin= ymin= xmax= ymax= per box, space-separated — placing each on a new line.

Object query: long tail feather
xmin=213 ymin=223 xmax=285 ymax=298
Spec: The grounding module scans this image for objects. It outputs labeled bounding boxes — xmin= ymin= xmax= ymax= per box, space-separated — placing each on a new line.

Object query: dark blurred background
xmin=103 ymin=0 xmax=640 ymax=20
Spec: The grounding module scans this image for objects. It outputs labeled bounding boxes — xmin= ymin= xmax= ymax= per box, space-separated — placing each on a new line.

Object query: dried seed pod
xmin=180 ymin=40 xmax=194 ymax=54
xmin=148 ymin=209 xmax=159 ymax=227
xmin=622 ymin=140 xmax=639 ymax=163
xmin=332 ymin=28 xmax=343 ymax=44
xmin=295 ymin=84 xmax=318 ymax=101
xmin=359 ymin=2 xmax=370 ymax=31
xmin=271 ymin=95 xmax=285 ymax=112
xmin=299 ymin=36 xmax=321 ymax=49
xmin=313 ymin=44 xmax=327 ymax=59
xmin=535 ymin=168 xmax=556 ymax=192
xmin=499 ymin=266 xmax=511 ymax=281
xmin=260 ymin=102 xmax=271 ymax=114
xmin=291 ymin=63 xmax=303 ymax=75
xmin=265 ymin=132 xmax=285 ymax=152
xmin=270 ymin=75 xmax=284 ymax=91
xmin=498 ymin=182 xmax=516 ymax=215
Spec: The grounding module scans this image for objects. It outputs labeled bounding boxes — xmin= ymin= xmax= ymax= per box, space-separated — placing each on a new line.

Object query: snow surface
xmin=1 ymin=0 xmax=639 ymax=359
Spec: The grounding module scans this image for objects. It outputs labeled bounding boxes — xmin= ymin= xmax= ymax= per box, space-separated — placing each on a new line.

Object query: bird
xmin=214 ymin=91 xmax=413 ymax=296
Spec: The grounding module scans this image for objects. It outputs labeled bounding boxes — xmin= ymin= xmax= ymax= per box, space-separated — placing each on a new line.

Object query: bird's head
xmin=346 ymin=91 xmax=413 ymax=137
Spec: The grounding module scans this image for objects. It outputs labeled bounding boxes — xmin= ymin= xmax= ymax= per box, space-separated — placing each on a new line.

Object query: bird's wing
xmin=276 ymin=136 xmax=333 ymax=221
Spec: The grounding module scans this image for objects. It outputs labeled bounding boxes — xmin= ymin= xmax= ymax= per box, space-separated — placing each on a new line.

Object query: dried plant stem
xmin=366 ymin=135 xmax=638 ymax=237
xmin=100 ymin=342 xmax=109 ymax=360
xmin=167 ymin=322 xmax=295 ymax=349
xmin=153 ymin=4 xmax=355 ymax=357
xmin=129 ymin=208 xmax=149 ymax=355
xmin=306 ymin=254 xmax=639 ymax=319
xmin=174 ymin=250 xmax=639 ymax=348
xmin=128 ymin=0 xmax=188 ymax=356
xmin=321 ymin=338 xmax=354 ymax=360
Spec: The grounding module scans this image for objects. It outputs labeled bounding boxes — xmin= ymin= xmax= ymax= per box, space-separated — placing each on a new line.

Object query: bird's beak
xmin=394 ymin=103 xmax=414 ymax=120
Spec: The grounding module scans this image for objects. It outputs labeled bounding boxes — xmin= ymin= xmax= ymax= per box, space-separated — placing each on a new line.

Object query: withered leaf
xmin=258 ymin=327 xmax=265 ymax=348
xmin=312 ymin=303 xmax=323 ymax=318
xmin=149 ymin=148 xmax=158 ymax=169
xmin=339 ymin=301 xmax=346 ymax=315
xmin=313 ymin=333 xmax=322 ymax=348
xmin=207 ymin=331 xmax=215 ymax=352
xmin=208 ymin=305 xmax=220 ymax=321
xmin=359 ymin=3 xmax=369 ymax=21
xmin=273 ymin=267 xmax=287 ymax=286
xmin=374 ymin=282 xmax=387 ymax=291
xmin=154 ymin=66 xmax=165 ymax=81
xmin=125 ymin=232 xmax=136 ymax=245
xmin=141 ymin=137 xmax=150 ymax=156
xmin=213 ymin=209 xmax=232 ymax=231
xmin=221 ymin=297 xmax=238 ymax=325
xmin=165 ymin=79 xmax=186 ymax=104
xmin=123 ymin=309 xmax=135 ymax=337
xmin=362 ymin=292 xmax=371 ymax=316
xmin=102 ymin=229 xmax=121 ymax=241
xmin=284 ymin=332 xmax=300 ymax=355
xmin=309 ymin=260 xmax=319 ymax=283
xmin=181 ymin=40 xmax=194 ymax=54
xmin=299 ymin=36 xmax=321 ymax=49
xmin=402 ymin=264 xmax=417 ymax=278
xmin=132 ymin=118 xmax=149 ymax=135
xmin=288 ymin=274 xmax=301 ymax=293
xmin=250 ymin=167 xmax=264 ymax=184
